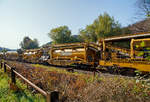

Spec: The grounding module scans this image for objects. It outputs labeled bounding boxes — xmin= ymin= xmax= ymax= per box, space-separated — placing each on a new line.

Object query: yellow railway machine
xmin=48 ymin=43 xmax=100 ymax=67
xmin=99 ymin=33 xmax=150 ymax=72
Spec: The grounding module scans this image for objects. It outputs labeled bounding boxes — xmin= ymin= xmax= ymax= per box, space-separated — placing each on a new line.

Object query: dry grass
xmin=7 ymin=61 xmax=150 ymax=102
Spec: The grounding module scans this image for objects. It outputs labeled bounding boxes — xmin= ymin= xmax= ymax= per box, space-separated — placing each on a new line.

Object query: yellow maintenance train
xmin=2 ymin=32 xmax=150 ymax=73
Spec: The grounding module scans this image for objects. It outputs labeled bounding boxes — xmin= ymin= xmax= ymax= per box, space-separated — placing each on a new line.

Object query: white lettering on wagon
xmin=61 ymin=52 xmax=72 ymax=56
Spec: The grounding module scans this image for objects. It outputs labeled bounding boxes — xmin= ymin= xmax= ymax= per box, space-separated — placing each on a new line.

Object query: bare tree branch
xmin=137 ymin=0 xmax=150 ymax=17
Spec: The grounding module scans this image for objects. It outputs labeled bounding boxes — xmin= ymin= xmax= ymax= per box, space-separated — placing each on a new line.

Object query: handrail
xmin=0 ymin=61 xmax=59 ymax=102
xmin=104 ymin=32 xmax=150 ymax=42
xmin=13 ymin=70 xmax=47 ymax=96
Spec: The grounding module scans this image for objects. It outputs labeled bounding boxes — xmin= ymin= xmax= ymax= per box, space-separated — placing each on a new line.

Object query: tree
xmin=79 ymin=12 xmax=121 ymax=42
xmin=48 ymin=26 xmax=82 ymax=44
xmin=48 ymin=26 xmax=71 ymax=44
xmin=137 ymin=0 xmax=150 ymax=17
xmin=20 ymin=36 xmax=39 ymax=49
xmin=121 ymin=27 xmax=132 ymax=34
xmin=70 ymin=35 xmax=83 ymax=43
xmin=79 ymin=24 xmax=97 ymax=42
xmin=94 ymin=13 xmax=121 ymax=38
xmin=17 ymin=49 xmax=24 ymax=54
xmin=1 ymin=48 xmax=7 ymax=54
xmin=1 ymin=48 xmax=7 ymax=55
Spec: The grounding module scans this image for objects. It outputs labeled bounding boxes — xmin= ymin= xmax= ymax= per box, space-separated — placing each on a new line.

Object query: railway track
xmin=5 ymin=60 xmax=139 ymax=79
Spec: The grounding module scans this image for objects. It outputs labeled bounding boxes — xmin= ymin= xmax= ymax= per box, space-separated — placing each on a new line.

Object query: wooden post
xmin=93 ymin=70 xmax=96 ymax=77
xmin=47 ymin=91 xmax=59 ymax=102
xmin=51 ymin=91 xmax=59 ymax=102
xmin=11 ymin=67 xmax=16 ymax=84
xmin=46 ymin=92 xmax=51 ymax=102
xmin=0 ymin=62 xmax=2 ymax=68
xmin=4 ymin=62 xmax=6 ymax=72
xmin=26 ymin=74 xmax=29 ymax=89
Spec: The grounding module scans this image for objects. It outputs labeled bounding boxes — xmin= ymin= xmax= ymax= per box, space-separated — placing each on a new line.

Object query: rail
xmin=104 ymin=32 xmax=150 ymax=42
xmin=0 ymin=61 xmax=59 ymax=102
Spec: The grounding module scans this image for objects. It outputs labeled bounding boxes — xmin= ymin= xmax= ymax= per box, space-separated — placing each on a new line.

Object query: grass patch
xmin=32 ymin=64 xmax=84 ymax=76
xmin=0 ymin=70 xmax=45 ymax=102
xmin=32 ymin=64 xmax=68 ymax=73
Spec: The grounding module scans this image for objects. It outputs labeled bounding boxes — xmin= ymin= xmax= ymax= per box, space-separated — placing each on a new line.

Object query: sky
xmin=0 ymin=0 xmax=138 ymax=49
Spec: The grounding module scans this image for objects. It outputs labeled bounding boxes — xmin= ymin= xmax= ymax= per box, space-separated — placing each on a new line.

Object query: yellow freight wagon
xmin=22 ymin=49 xmax=43 ymax=63
xmin=48 ymin=43 xmax=100 ymax=67
xmin=99 ymin=33 xmax=150 ymax=72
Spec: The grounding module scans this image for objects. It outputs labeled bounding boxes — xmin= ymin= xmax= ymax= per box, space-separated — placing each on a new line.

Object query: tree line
xmin=48 ymin=12 xmax=123 ymax=44
xmin=20 ymin=0 xmax=150 ymax=50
